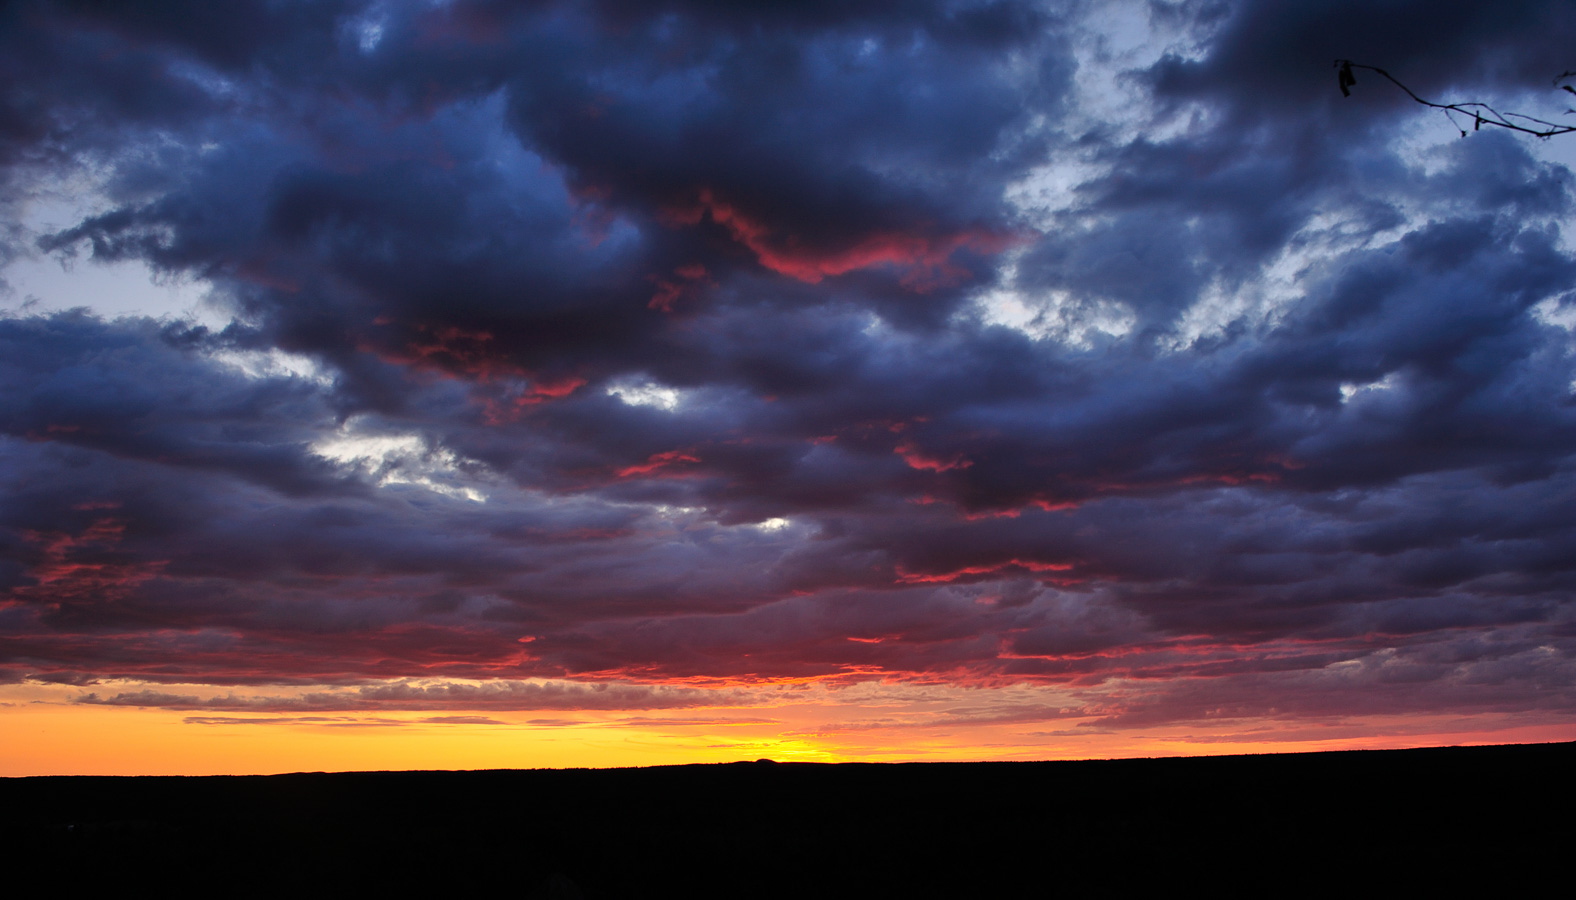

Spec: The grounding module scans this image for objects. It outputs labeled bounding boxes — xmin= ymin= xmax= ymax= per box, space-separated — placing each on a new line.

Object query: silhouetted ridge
xmin=4 ymin=743 xmax=1570 ymax=897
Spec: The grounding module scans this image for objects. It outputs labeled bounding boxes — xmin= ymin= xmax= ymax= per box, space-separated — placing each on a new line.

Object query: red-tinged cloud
xmin=482 ymin=375 xmax=589 ymax=424
xmin=648 ymin=263 xmax=710 ymax=312
xmin=667 ymin=188 xmax=1013 ymax=287
xmin=894 ymin=440 xmax=972 ymax=473
xmin=368 ymin=325 xmax=589 ymax=411
xmin=14 ymin=519 xmax=168 ymax=606
xmin=616 ymin=449 xmax=703 ymax=478
xmin=895 ymin=559 xmax=1074 ymax=585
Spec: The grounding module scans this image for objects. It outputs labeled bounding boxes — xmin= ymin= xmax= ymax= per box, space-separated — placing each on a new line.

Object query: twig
xmin=1334 ymin=60 xmax=1576 ymax=139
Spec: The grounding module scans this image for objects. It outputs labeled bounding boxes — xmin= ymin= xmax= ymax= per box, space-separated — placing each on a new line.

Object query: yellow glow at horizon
xmin=3 ymin=682 xmax=1573 ymax=776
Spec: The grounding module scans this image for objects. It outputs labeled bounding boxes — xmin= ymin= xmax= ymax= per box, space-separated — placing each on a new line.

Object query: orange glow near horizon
xmin=3 ymin=679 xmax=1572 ymax=776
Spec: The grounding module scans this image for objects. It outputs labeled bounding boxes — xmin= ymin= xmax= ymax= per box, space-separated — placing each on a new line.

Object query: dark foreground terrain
xmin=3 ymin=742 xmax=1570 ymax=896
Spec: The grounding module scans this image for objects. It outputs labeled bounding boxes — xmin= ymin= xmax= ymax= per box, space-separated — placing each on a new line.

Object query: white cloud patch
xmin=209 ymin=347 xmax=334 ymax=385
xmin=312 ymin=418 xmax=488 ymax=501
xmin=972 ymin=256 xmax=1135 ymax=347
xmin=607 ymin=378 xmax=683 ymax=410
xmin=1339 ymin=372 xmax=1400 ymax=403
xmin=1532 ymin=294 xmax=1576 ymax=332
xmin=1166 ymin=210 xmax=1414 ymax=353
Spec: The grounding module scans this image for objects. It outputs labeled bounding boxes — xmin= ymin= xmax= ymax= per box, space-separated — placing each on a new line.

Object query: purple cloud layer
xmin=3 ymin=0 xmax=1575 ymax=732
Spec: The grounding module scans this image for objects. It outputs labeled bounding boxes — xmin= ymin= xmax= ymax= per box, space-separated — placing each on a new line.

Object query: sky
xmin=3 ymin=0 xmax=1576 ymax=775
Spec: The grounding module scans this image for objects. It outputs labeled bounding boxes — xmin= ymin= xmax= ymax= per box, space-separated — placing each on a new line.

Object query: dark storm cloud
xmin=1149 ymin=0 xmax=1576 ymax=118
xmin=21 ymin=0 xmax=1063 ymax=392
xmin=0 ymin=313 xmax=349 ymax=495
xmin=2 ymin=0 xmax=1575 ymax=729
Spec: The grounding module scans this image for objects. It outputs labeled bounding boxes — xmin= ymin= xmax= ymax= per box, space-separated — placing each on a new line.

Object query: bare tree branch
xmin=1335 ymin=60 xmax=1576 ymax=139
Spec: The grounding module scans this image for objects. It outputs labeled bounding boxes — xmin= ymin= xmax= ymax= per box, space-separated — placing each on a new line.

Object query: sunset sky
xmin=4 ymin=0 xmax=1576 ymax=775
